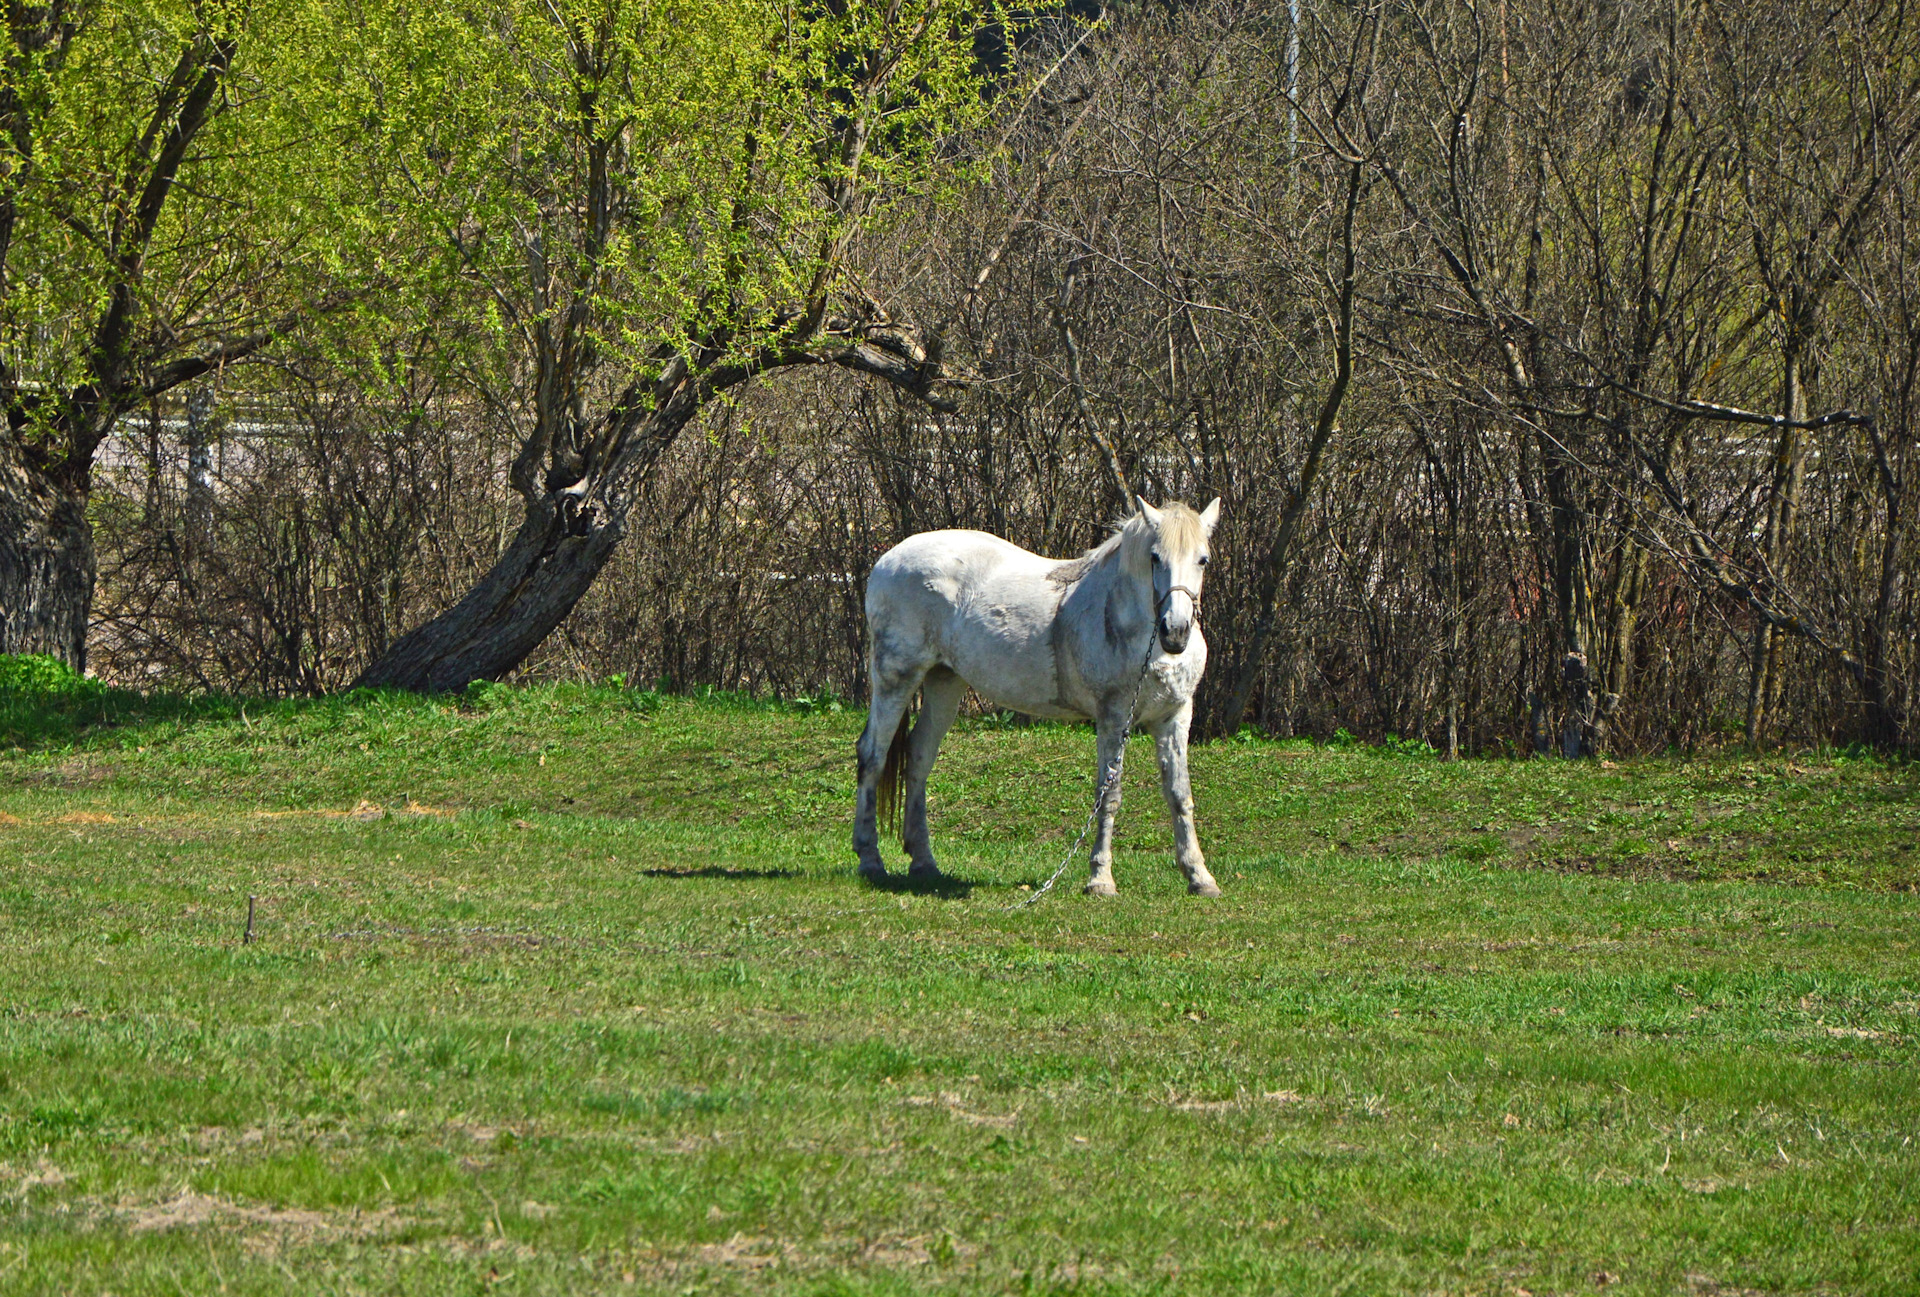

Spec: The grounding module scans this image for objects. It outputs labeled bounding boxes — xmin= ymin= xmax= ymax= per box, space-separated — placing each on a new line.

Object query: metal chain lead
xmin=1009 ymin=634 xmax=1159 ymax=910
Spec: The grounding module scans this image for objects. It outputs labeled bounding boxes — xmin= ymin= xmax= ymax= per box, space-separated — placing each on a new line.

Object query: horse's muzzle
xmin=1156 ymin=584 xmax=1200 ymax=656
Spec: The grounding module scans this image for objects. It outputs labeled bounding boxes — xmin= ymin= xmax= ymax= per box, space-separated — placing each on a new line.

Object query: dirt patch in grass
xmin=614 ymin=1230 xmax=958 ymax=1286
xmin=251 ymin=798 xmax=459 ymax=822
xmin=903 ymin=1091 xmax=1020 ymax=1128
xmin=10 ymin=1159 xmax=69 ymax=1193
xmin=322 ymin=924 xmax=558 ymax=950
xmin=1516 ymin=850 xmax=1820 ymax=887
xmin=19 ymin=758 xmax=118 ymax=789
xmin=120 ymin=1189 xmax=413 ymax=1251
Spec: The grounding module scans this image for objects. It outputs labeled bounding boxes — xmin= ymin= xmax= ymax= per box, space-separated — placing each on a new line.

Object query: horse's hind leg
xmin=854 ymin=662 xmax=923 ymax=881
xmin=903 ymin=667 xmax=964 ymax=879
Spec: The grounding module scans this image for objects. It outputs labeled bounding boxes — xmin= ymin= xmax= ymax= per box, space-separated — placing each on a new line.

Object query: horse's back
xmin=868 ymin=530 xmax=1054 ymax=602
xmin=865 ymin=530 xmax=1073 ymax=714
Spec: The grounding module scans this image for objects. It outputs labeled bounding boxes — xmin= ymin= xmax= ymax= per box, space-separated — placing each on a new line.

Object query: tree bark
xmin=350 ymin=494 xmax=624 ymax=693
xmin=1541 ymin=415 xmax=1603 ymax=758
xmin=0 ymin=435 xmax=94 ymax=669
xmin=1858 ymin=403 xmax=1908 ymax=748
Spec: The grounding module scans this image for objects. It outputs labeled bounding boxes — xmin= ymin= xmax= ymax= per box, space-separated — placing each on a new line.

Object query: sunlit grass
xmin=1 ymin=681 xmax=1916 ymax=1293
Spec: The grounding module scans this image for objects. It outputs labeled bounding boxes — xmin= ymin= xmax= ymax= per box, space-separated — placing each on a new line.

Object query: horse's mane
xmin=1047 ymin=505 xmax=1205 ymax=586
xmin=1046 ymin=528 xmax=1125 ymax=586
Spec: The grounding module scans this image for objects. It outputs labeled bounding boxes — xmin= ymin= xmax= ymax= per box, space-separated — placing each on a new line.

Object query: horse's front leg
xmin=1083 ymin=715 xmax=1129 ymax=897
xmin=1151 ymin=706 xmax=1221 ymax=897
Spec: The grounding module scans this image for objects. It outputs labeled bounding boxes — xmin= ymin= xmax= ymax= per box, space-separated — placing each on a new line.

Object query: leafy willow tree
xmin=0 ymin=1 xmax=381 ymax=670
xmin=351 ymin=0 xmax=988 ymax=692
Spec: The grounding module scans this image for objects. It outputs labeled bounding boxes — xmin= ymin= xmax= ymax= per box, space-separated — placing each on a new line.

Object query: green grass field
xmin=2 ymin=675 xmax=1917 ymax=1294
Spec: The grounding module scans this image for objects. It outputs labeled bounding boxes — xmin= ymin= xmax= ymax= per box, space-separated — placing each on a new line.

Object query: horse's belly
xmin=957 ymin=666 xmax=1085 ymax=720
xmin=941 ymin=619 xmax=1082 ymax=720
xmin=940 ymin=636 xmax=1075 ymax=725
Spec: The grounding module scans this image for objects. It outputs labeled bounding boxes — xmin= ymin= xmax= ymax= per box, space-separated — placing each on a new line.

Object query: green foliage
xmin=0 ymin=1 xmax=390 ymax=452
xmin=353 ymin=0 xmax=994 ymax=383
xmin=0 ymin=654 xmax=140 ymax=747
xmin=783 ymin=689 xmax=844 ymax=715
xmin=0 ymin=654 xmax=97 ymax=697
xmin=0 ymin=0 xmax=995 ymax=466
xmin=1379 ymin=731 xmax=1439 ymax=758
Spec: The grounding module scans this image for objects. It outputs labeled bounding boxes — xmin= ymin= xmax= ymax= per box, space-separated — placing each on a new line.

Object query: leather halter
xmin=1157 ymin=584 xmax=1203 ymax=616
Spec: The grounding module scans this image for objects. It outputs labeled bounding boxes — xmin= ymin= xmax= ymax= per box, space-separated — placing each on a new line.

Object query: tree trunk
xmin=1443 ymin=555 xmax=1461 ymax=761
xmin=1746 ymin=345 xmax=1811 ymax=746
xmin=185 ymin=387 xmax=216 ymax=553
xmin=1859 ymin=417 xmax=1907 ymax=748
xmin=0 ymin=437 xmax=94 ymax=669
xmin=1540 ymin=418 xmax=1604 ymax=758
xmin=352 ymin=493 xmax=624 ymax=693
xmin=1200 ymin=158 xmax=1362 ymax=740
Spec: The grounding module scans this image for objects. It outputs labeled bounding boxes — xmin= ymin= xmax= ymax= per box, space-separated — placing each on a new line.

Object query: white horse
xmin=853 ymin=497 xmax=1223 ymax=897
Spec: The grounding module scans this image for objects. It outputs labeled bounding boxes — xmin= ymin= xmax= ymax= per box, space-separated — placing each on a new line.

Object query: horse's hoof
xmin=1188 ymin=879 xmax=1223 ymax=898
xmin=907 ymin=863 xmax=943 ymax=882
xmin=857 ymin=861 xmax=889 ymax=883
xmin=1083 ymin=880 xmax=1119 ymax=898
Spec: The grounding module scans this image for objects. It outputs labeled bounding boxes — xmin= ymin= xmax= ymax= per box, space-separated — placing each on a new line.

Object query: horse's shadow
xmin=642 ymin=866 xmax=800 ymax=881
xmin=861 ymin=870 xmax=975 ymax=899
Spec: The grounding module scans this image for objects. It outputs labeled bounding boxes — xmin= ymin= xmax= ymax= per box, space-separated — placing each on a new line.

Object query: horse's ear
xmin=1199 ymin=496 xmax=1222 ymax=534
xmin=1135 ymin=496 xmax=1164 ymax=526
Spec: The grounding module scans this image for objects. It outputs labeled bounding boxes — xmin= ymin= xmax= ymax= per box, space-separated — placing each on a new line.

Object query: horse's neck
xmin=1090 ymin=534 xmax=1152 ymax=632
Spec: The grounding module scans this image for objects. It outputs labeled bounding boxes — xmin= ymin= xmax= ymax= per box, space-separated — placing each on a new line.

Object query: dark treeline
xmin=78 ymin=0 xmax=1919 ymax=753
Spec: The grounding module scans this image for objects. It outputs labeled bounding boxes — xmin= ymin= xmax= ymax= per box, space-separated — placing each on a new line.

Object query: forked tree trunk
xmin=351 ymin=324 xmax=953 ymax=693
xmin=0 ymin=439 xmax=94 ymax=670
xmin=1859 ymin=413 xmax=1908 ymax=749
xmin=352 ymin=494 xmax=624 ymax=692
xmin=1542 ymin=420 xmax=1603 ymax=759
xmin=352 ymin=354 xmax=708 ymax=693
xmin=1746 ymin=346 xmax=1811 ymax=747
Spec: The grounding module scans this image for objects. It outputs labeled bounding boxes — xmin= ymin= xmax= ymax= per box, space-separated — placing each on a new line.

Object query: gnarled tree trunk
xmin=352 ymin=327 xmax=954 ymax=693
xmin=352 ymin=359 xmax=706 ymax=694
xmin=351 ymin=494 xmax=624 ymax=693
xmin=0 ymin=437 xmax=93 ymax=669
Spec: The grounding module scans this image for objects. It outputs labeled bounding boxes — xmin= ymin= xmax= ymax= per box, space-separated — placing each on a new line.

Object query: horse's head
xmin=1135 ymin=496 xmax=1222 ymax=656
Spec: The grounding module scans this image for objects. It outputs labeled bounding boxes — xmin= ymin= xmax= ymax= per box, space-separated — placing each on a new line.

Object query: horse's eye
xmin=1198 ymin=555 xmax=1209 ymax=566
xmin=1151 ymin=552 xmax=1164 ymax=566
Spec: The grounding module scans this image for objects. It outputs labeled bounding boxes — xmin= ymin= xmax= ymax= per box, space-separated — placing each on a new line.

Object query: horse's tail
xmin=875 ymin=707 xmax=913 ymax=843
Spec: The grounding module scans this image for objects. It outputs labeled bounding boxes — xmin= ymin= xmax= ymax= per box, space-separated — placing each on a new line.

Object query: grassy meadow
xmin=1 ymin=674 xmax=1917 ymax=1294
